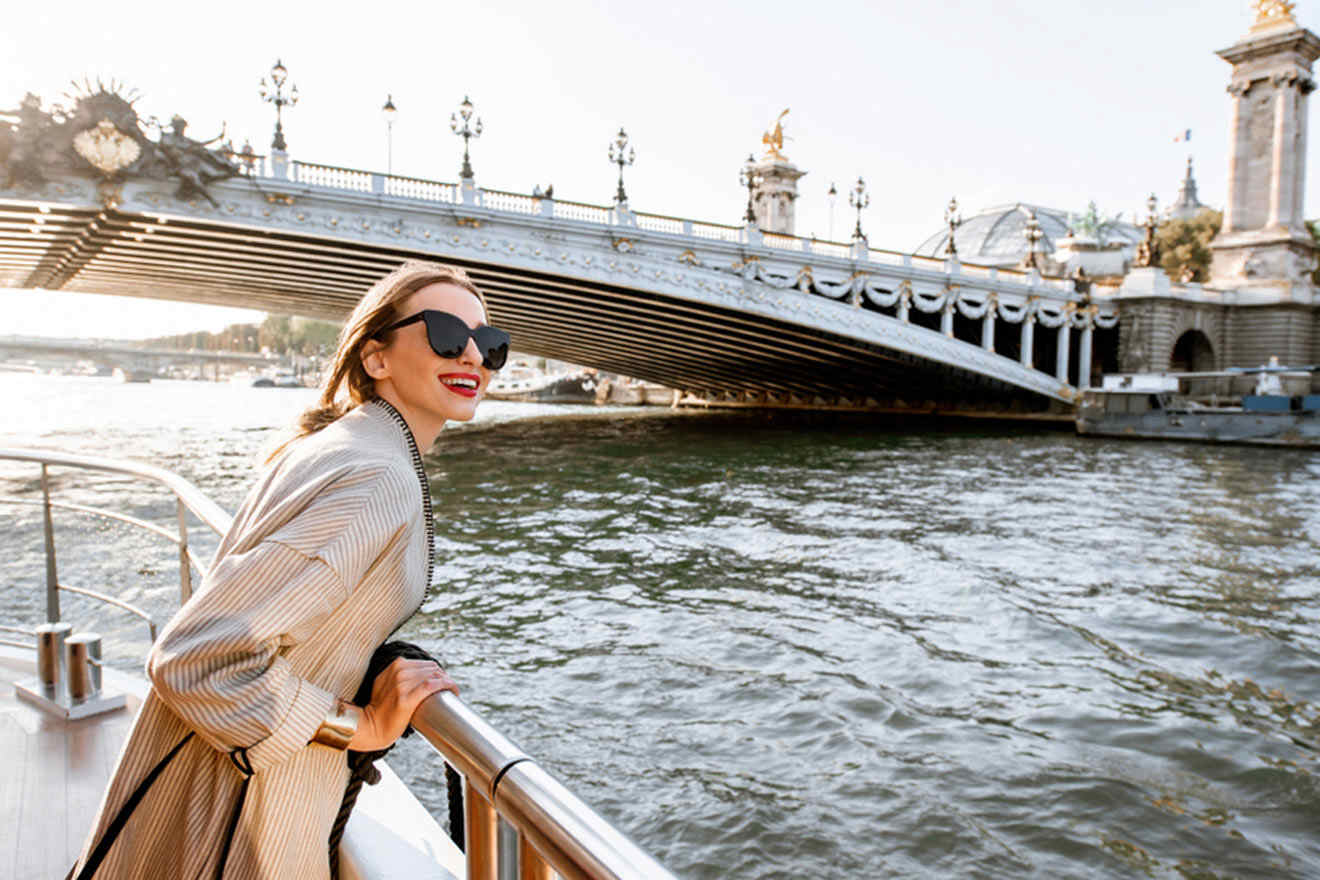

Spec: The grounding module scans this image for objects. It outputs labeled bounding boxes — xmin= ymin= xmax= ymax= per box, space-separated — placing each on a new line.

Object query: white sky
xmin=0 ymin=0 xmax=1285 ymax=338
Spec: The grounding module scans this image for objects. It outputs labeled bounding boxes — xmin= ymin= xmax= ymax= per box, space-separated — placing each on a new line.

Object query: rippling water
xmin=2 ymin=374 xmax=1319 ymax=879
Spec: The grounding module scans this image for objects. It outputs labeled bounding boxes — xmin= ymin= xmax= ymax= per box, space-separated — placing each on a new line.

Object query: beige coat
xmin=72 ymin=399 xmax=434 ymax=879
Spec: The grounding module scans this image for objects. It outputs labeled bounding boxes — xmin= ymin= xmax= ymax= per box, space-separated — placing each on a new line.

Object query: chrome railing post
xmin=40 ymin=463 xmax=59 ymax=622
xmin=177 ymin=498 xmax=193 ymax=603
xmin=465 ymin=778 xmax=500 ymax=880
xmin=498 ymin=819 xmax=519 ymax=880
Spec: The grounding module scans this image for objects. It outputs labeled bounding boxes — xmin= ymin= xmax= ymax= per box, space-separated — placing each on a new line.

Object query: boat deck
xmin=1 ymin=645 xmax=464 ymax=880
xmin=0 ymin=647 xmax=143 ymax=880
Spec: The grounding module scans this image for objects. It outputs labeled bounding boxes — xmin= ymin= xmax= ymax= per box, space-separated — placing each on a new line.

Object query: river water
xmin=1 ymin=373 xmax=1318 ymax=879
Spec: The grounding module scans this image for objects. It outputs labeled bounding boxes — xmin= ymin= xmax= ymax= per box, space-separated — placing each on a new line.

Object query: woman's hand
xmin=348 ymin=658 xmax=458 ymax=752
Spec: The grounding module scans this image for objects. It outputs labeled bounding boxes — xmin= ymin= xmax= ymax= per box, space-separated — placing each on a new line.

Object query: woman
xmin=71 ymin=260 xmax=510 ymax=879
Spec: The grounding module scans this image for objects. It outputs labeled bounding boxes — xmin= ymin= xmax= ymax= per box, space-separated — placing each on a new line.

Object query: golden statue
xmin=762 ymin=108 xmax=790 ymax=160
xmin=1252 ymin=0 xmax=1297 ymax=30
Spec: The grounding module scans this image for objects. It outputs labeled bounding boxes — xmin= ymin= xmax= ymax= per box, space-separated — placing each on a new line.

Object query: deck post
xmin=465 ymin=778 xmax=500 ymax=880
xmin=40 ymin=464 xmax=59 ymax=623
xmin=177 ymin=499 xmax=193 ymax=604
xmin=981 ymin=305 xmax=995 ymax=351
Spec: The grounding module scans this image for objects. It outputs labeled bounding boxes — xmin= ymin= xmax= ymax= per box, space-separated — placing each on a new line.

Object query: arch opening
xmin=1170 ymin=329 xmax=1214 ymax=372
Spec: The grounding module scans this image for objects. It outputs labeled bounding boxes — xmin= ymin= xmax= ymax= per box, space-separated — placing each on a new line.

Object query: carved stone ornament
xmin=1 ymin=79 xmax=239 ymax=205
xmin=72 ymin=118 xmax=142 ymax=176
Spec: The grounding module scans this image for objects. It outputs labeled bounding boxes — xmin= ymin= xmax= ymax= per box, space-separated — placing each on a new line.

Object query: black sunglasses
xmin=377 ymin=309 xmax=510 ymax=370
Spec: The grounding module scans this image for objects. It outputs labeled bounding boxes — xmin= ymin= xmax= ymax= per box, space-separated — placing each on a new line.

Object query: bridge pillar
xmin=1055 ymin=320 xmax=1071 ymax=384
xmin=270 ymin=148 xmax=290 ymax=180
xmin=1020 ymin=314 xmax=1036 ymax=368
xmin=1078 ymin=319 xmax=1095 ymax=389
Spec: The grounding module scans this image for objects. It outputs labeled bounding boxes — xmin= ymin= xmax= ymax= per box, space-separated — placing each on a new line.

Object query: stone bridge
xmin=1 ymin=137 xmax=1120 ymax=416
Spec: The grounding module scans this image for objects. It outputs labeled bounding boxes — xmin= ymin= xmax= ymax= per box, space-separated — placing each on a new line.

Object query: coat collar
xmin=363 ymin=398 xmax=435 ymax=599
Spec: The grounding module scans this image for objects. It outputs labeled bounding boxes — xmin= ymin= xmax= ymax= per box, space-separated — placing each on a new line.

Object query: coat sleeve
xmin=146 ymin=463 xmax=418 ymax=774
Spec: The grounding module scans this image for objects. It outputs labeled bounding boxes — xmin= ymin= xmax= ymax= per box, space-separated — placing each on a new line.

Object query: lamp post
xmin=608 ymin=127 xmax=635 ymax=205
xmin=828 ymin=182 xmax=837 ymax=241
xmin=450 ymin=95 xmax=482 ymax=180
xmin=945 ymin=196 xmax=962 ymax=258
xmin=848 ymin=175 xmax=869 ymax=240
xmin=381 ymin=94 xmax=397 ymax=176
xmin=1134 ymin=192 xmax=1160 ymax=268
xmin=258 ymin=59 xmax=298 ymax=152
xmin=1023 ymin=209 xmax=1044 ymax=269
xmin=739 ymin=154 xmax=760 ymax=225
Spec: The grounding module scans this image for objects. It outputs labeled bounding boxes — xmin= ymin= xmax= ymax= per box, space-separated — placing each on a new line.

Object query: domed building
xmin=913 ymin=202 xmax=1143 ymax=274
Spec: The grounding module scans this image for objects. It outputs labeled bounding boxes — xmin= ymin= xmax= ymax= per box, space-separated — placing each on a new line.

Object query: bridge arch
xmin=1170 ymin=328 xmax=1215 ymax=372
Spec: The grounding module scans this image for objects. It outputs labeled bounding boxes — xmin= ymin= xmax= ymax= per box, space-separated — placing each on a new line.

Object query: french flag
xmin=1173 ymin=129 xmax=1192 ymax=142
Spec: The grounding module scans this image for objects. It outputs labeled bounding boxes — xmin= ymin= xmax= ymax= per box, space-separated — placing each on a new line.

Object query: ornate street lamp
xmin=1134 ymin=192 xmax=1160 ymax=268
xmin=1023 ymin=209 xmax=1044 ymax=269
xmin=608 ymin=127 xmax=635 ymax=205
xmin=739 ymin=154 xmax=760 ymax=225
xmin=945 ymin=196 xmax=962 ymax=258
xmin=848 ymin=175 xmax=869 ymax=240
xmin=450 ymin=95 xmax=483 ymax=180
xmin=828 ymin=182 xmax=837 ymax=240
xmin=258 ymin=59 xmax=299 ymax=152
xmin=382 ymin=94 xmax=397 ymax=176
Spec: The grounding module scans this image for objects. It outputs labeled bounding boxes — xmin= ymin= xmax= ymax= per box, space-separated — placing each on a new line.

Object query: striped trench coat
xmin=72 ymin=399 xmax=435 ymax=879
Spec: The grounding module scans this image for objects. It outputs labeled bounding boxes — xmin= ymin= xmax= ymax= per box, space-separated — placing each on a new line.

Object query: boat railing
xmin=0 ymin=447 xmax=676 ymax=880
xmin=0 ymin=448 xmax=230 ymax=636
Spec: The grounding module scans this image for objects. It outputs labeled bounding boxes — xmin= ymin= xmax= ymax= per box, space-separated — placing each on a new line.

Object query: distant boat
xmin=111 ymin=366 xmax=151 ymax=383
xmin=486 ymin=365 xmax=599 ymax=403
xmin=231 ymin=369 xmax=305 ymax=388
xmin=1076 ymin=365 xmax=1320 ymax=447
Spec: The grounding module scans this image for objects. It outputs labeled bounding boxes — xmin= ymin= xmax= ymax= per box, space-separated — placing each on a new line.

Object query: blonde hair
xmin=267 ymin=260 xmax=487 ymax=462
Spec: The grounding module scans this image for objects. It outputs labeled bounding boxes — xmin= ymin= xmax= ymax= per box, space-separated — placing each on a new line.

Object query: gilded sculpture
xmin=762 ymin=109 xmax=790 ymax=160
xmin=1252 ymin=0 xmax=1297 ymax=30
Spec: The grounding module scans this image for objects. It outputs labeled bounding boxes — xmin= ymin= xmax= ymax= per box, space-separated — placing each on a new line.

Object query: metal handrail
xmin=1 ymin=447 xmax=231 ymax=619
xmin=57 ymin=583 xmax=157 ymax=641
xmin=413 ymin=693 xmax=677 ymax=880
xmin=0 ymin=447 xmax=677 ymax=878
xmin=0 ymin=448 xmax=232 ymax=534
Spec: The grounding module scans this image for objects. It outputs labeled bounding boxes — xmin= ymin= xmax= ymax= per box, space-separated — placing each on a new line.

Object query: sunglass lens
xmin=423 ymin=312 xmax=471 ymax=360
xmin=475 ymin=326 xmax=510 ymax=369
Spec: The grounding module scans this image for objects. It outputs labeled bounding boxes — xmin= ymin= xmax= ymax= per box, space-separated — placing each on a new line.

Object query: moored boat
xmin=1076 ymin=366 xmax=1320 ymax=447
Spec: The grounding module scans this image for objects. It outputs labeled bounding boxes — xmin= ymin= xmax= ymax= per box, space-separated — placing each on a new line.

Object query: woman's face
xmin=370 ymin=281 xmax=492 ymax=434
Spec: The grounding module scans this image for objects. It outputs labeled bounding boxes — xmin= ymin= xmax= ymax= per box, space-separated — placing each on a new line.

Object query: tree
xmin=1307 ymin=220 xmax=1320 ymax=286
xmin=1155 ymin=209 xmax=1222 ymax=283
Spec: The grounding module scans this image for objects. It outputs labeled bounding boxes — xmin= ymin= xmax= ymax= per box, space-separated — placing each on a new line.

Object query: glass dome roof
xmin=914 ymin=203 xmax=1142 ymax=266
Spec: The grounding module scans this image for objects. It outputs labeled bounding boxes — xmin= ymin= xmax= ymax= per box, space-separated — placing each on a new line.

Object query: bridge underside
xmin=1 ymin=201 xmax=1057 ymax=413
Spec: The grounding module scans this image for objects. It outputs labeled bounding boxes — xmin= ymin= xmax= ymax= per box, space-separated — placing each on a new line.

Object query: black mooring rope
xmin=328 ymin=640 xmax=464 ymax=878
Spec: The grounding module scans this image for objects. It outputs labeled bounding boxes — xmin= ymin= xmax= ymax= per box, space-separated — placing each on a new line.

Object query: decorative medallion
xmin=72 ymin=118 xmax=141 ymax=176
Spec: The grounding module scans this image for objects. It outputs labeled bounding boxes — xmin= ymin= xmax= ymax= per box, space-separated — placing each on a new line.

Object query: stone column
xmin=1020 ymin=314 xmax=1035 ymax=369
xmin=1055 ymin=322 xmax=1071 ymax=383
xmin=940 ymin=298 xmax=954 ymax=336
xmin=1223 ymin=81 xmax=1250 ymax=233
xmin=981 ymin=304 xmax=995 ymax=351
xmin=1209 ymin=21 xmax=1320 ymax=291
xmin=1268 ymin=72 xmax=1299 ymax=229
xmin=751 ymin=157 xmax=806 ymax=235
xmin=1078 ymin=319 xmax=1094 ymax=389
